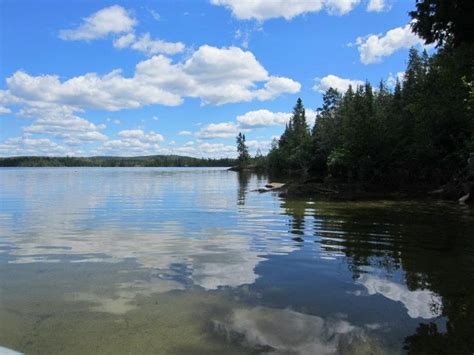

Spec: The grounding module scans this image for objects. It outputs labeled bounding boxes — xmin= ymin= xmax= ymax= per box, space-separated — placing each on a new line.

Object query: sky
xmin=0 ymin=0 xmax=426 ymax=158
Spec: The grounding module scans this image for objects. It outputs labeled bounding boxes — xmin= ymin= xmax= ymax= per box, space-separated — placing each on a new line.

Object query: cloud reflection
xmin=214 ymin=306 xmax=387 ymax=354
xmin=357 ymin=274 xmax=442 ymax=319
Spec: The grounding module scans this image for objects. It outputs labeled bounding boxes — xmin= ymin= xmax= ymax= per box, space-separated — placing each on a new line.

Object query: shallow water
xmin=0 ymin=167 xmax=473 ymax=354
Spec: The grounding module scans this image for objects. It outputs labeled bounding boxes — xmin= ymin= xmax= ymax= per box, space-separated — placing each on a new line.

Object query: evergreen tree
xmin=409 ymin=0 xmax=474 ymax=48
xmin=236 ymin=132 xmax=250 ymax=168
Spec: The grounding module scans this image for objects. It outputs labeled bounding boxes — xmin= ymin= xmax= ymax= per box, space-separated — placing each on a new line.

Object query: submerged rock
xmin=254 ymin=182 xmax=286 ymax=193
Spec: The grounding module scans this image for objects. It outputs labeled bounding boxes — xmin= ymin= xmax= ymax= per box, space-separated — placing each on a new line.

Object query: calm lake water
xmin=0 ymin=167 xmax=473 ymax=354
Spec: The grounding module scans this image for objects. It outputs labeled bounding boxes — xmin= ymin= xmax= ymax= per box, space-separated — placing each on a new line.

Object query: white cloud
xmin=366 ymin=0 xmax=388 ymax=12
xmin=178 ymin=130 xmax=192 ymax=136
xmin=5 ymin=45 xmax=299 ymax=111
xmin=131 ymin=33 xmax=185 ymax=55
xmin=97 ymin=129 xmax=164 ymax=155
xmin=0 ymin=106 xmax=11 ymax=114
xmin=211 ymin=0 xmax=361 ymax=21
xmin=59 ymin=5 xmax=136 ymax=41
xmin=0 ymin=89 xmax=20 ymax=109
xmin=313 ymin=74 xmax=364 ymax=93
xmin=198 ymin=142 xmax=236 ymax=155
xmin=7 ymin=69 xmax=183 ymax=111
xmin=356 ymin=23 xmax=425 ymax=64
xmin=236 ymin=109 xmax=291 ymax=128
xmin=196 ymin=122 xmax=240 ymax=139
xmin=164 ymin=141 xmax=237 ymax=158
xmin=387 ymin=71 xmax=405 ymax=88
xmin=113 ymin=33 xmax=136 ymax=48
xmin=255 ymin=76 xmax=301 ymax=101
xmin=118 ymin=129 xmax=164 ymax=142
xmin=185 ymin=46 xmax=300 ymax=104
xmin=0 ymin=98 xmax=106 ymax=152
xmin=0 ymin=136 xmax=68 ymax=156
xmin=17 ymin=103 xmax=108 ymax=144
xmin=194 ymin=106 xmax=318 ymax=145
xmin=325 ymin=0 xmax=361 ymax=14
xmin=246 ymin=139 xmax=272 ymax=153
xmin=114 ymin=32 xmax=185 ymax=56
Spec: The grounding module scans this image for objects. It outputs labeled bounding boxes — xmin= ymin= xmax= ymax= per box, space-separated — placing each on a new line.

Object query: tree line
xmin=0 ymin=155 xmax=236 ymax=167
xmin=237 ymin=0 xmax=473 ymax=189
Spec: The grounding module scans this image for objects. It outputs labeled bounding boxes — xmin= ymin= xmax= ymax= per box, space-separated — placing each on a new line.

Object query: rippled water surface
xmin=0 ymin=167 xmax=473 ymax=354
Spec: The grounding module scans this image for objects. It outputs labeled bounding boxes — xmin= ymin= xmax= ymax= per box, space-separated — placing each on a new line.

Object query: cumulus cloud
xmin=356 ymin=23 xmax=425 ymax=64
xmin=59 ymin=5 xmax=136 ymax=41
xmin=236 ymin=109 xmax=291 ymax=128
xmin=196 ymin=122 xmax=240 ymax=139
xmin=118 ymin=129 xmax=164 ymax=142
xmin=313 ymin=74 xmax=364 ymax=93
xmin=181 ymin=45 xmax=299 ymax=104
xmin=0 ymin=136 xmax=69 ymax=156
xmin=198 ymin=142 xmax=236 ymax=155
xmin=113 ymin=33 xmax=136 ymax=48
xmin=114 ymin=32 xmax=185 ymax=55
xmin=85 ymin=129 xmax=165 ymax=156
xmin=255 ymin=76 xmax=301 ymax=101
xmin=165 ymin=141 xmax=237 ymax=158
xmin=17 ymin=103 xmax=108 ymax=145
xmin=178 ymin=130 xmax=192 ymax=136
xmin=5 ymin=45 xmax=299 ymax=111
xmin=211 ymin=0 xmax=361 ymax=21
xmin=366 ymin=0 xmax=389 ymax=12
xmin=193 ymin=106 xmax=318 ymax=146
xmin=0 ymin=95 xmax=108 ymax=153
xmin=101 ymin=129 xmax=164 ymax=155
xmin=6 ymin=68 xmax=183 ymax=111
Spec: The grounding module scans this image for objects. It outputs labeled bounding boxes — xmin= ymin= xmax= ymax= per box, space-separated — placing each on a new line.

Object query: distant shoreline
xmin=0 ymin=155 xmax=236 ymax=168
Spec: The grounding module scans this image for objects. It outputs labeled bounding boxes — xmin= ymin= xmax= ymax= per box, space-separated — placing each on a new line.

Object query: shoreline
xmin=276 ymin=180 xmax=472 ymax=204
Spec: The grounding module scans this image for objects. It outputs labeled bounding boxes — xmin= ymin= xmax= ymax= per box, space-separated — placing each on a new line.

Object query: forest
xmin=0 ymin=155 xmax=236 ymax=167
xmin=236 ymin=0 xmax=473 ymax=194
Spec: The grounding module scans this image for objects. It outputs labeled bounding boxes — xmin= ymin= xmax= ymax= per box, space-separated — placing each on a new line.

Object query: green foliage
xmin=236 ymin=132 xmax=250 ymax=168
xmin=327 ymin=148 xmax=351 ymax=180
xmin=268 ymin=44 xmax=474 ymax=188
xmin=409 ymin=0 xmax=474 ymax=48
xmin=268 ymin=97 xmax=312 ymax=174
xmin=253 ymin=149 xmax=267 ymax=171
xmin=0 ymin=155 xmax=236 ymax=167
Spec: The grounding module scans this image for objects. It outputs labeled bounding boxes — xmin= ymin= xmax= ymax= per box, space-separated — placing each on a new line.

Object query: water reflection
xmin=282 ymin=197 xmax=474 ymax=353
xmin=236 ymin=171 xmax=250 ymax=206
xmin=214 ymin=306 xmax=389 ymax=354
xmin=356 ymin=274 xmax=442 ymax=319
xmin=0 ymin=168 xmax=473 ymax=353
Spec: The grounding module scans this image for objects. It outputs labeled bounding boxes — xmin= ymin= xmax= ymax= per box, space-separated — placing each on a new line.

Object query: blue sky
xmin=0 ymin=0 xmax=425 ymax=157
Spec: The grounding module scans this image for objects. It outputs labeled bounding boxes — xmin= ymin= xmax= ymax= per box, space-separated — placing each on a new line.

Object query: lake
xmin=0 ymin=167 xmax=473 ymax=354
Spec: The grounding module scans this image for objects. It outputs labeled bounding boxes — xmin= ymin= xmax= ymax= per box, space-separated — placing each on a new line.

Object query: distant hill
xmin=0 ymin=155 xmax=236 ymax=167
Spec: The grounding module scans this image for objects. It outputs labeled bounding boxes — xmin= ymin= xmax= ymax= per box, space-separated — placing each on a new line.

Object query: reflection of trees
xmin=295 ymin=200 xmax=474 ymax=353
xmin=312 ymin=203 xmax=403 ymax=277
xmin=236 ymin=171 xmax=268 ymax=206
xmin=280 ymin=200 xmax=309 ymax=240
xmin=236 ymin=172 xmax=251 ymax=206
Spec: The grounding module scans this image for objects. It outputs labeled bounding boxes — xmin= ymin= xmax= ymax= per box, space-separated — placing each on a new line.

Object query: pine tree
xmin=236 ymin=132 xmax=250 ymax=168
